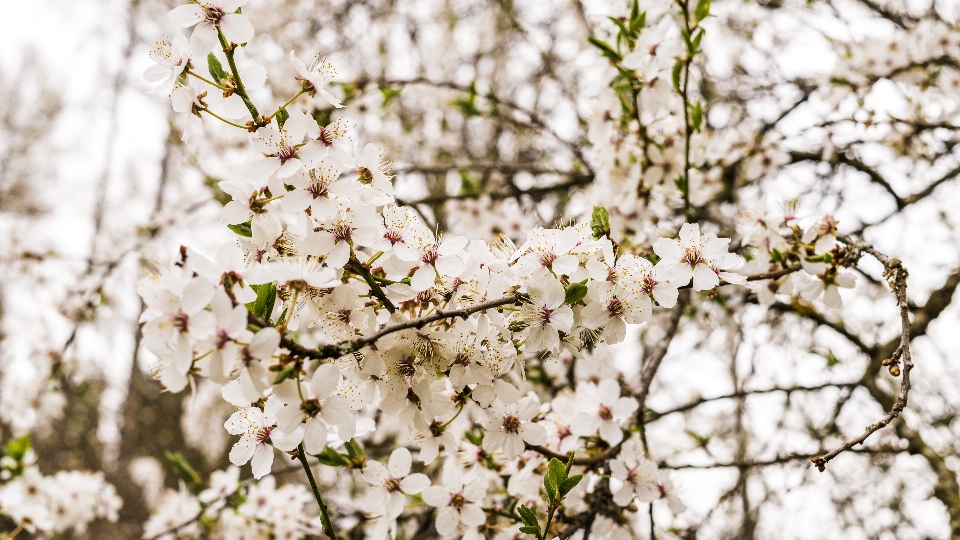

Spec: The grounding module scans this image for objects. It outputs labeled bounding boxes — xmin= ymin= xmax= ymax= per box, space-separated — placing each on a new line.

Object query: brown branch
xmin=811 ymin=237 xmax=912 ymax=471
xmin=790 ymin=151 xmax=904 ymax=208
xmin=645 ymin=382 xmax=859 ymax=421
xmin=250 ymin=295 xmax=523 ymax=361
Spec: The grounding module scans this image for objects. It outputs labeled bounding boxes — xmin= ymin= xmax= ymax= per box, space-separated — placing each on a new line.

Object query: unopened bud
xmin=888 ymin=364 xmax=901 ymax=377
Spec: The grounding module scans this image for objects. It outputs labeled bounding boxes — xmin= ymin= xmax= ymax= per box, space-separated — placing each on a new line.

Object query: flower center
xmin=503 ymin=415 xmax=521 ymax=433
xmin=606 ymin=297 xmax=625 ymax=318
xmin=598 ymin=404 xmax=613 ymax=421
xmin=682 ymin=246 xmax=702 ymax=267
xmin=384 ymin=230 xmax=403 ymax=244
xmin=384 ymin=477 xmax=401 ymax=493
xmin=278 ymin=145 xmax=298 ymax=163
xmin=357 ymin=167 xmax=374 ymax=184
xmin=173 ymin=311 xmax=190 ymax=332
xmin=203 ymin=6 xmax=225 ymax=24
xmin=449 ymin=493 xmax=466 ymax=509
xmin=538 ymin=251 xmax=557 ymax=267
xmin=421 ymin=249 xmax=439 ymax=266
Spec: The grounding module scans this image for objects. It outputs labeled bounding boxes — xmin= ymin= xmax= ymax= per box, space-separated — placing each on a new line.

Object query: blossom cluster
xmin=143 ymin=467 xmax=321 ymax=540
xmin=0 ymin=440 xmax=121 ymax=536
xmin=128 ymin=1 xmax=862 ymax=539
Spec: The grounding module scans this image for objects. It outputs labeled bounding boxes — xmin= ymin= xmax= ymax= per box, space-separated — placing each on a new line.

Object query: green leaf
xmin=517 ymin=504 xmax=540 ymax=530
xmin=564 ymin=280 xmax=589 ymax=305
xmin=691 ymin=101 xmax=704 ymax=132
xmin=207 ymin=53 xmax=228 ymax=85
xmin=276 ymin=107 xmax=290 ymax=128
xmin=672 ymin=60 xmax=684 ymax=92
xmin=607 ymin=16 xmax=630 ymax=42
xmin=770 ymin=247 xmax=785 ymax=263
xmin=165 ymin=452 xmax=203 ymax=494
xmin=590 ymin=206 xmax=611 ymax=239
xmin=204 ymin=175 xmax=231 ymax=206
xmin=545 ymin=457 xmax=567 ymax=502
xmin=459 ymin=169 xmax=480 ymax=195
xmin=451 ymin=81 xmax=481 ymax=118
xmin=380 ymin=86 xmax=401 ymax=107
xmin=2 ymin=434 xmax=31 ymax=460
xmin=559 ymin=474 xmax=583 ymax=496
xmin=344 ymin=440 xmax=365 ymax=458
xmin=246 ymin=283 xmax=277 ymax=322
xmin=316 ymin=447 xmax=349 ymax=467
xmin=228 ymin=221 xmax=253 ymax=238
xmin=273 ymin=363 xmax=296 ymax=385
xmin=694 ymin=0 xmax=711 ymax=23
xmin=519 ymin=526 xmax=540 ymax=535
xmin=691 ymin=28 xmax=705 ymax=53
xmin=588 ymin=37 xmax=622 ymax=62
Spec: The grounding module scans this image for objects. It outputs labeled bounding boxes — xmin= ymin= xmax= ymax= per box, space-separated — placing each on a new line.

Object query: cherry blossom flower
xmin=353 ymin=143 xmax=395 ymax=203
xmin=421 ymin=465 xmax=488 ymax=537
xmin=571 ymin=379 xmax=638 ymax=446
xmin=280 ymin=158 xmax=361 ymax=221
xmin=274 ymin=363 xmax=355 ymax=454
xmin=169 ymin=0 xmax=254 ymax=54
xmin=290 ymin=52 xmax=343 ymax=108
xmin=246 ymin=111 xmax=324 ymax=180
xmin=521 ymin=280 xmax=574 ymax=352
xmin=581 ymin=282 xmax=649 ymax=344
xmin=657 ymin=471 xmax=686 ymax=513
xmin=610 ymin=438 xmax=659 ymax=506
xmin=224 ymin=396 xmax=302 ymax=479
xmin=361 ymin=447 xmax=431 ymax=518
xmin=144 ymin=34 xmax=191 ymax=90
xmin=653 ymin=223 xmax=739 ymax=291
xmin=480 ymin=396 xmax=547 ymax=460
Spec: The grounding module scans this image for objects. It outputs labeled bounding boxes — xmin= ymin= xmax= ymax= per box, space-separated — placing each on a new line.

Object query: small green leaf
xmin=694 ymin=0 xmax=711 ymax=23
xmin=316 ymin=447 xmax=349 ymax=467
xmin=545 ymin=457 xmax=568 ymax=502
xmin=228 ymin=221 xmax=253 ymax=238
xmin=459 ymin=169 xmax=480 ymax=195
xmin=380 ymin=86 xmax=401 ymax=107
xmin=590 ymin=206 xmax=611 ymax=239
xmin=770 ymin=247 xmax=785 ymax=263
xmin=2 ymin=434 xmax=31 ymax=460
xmin=344 ymin=440 xmax=365 ymax=458
xmin=165 ymin=452 xmax=203 ymax=494
xmin=672 ymin=61 xmax=684 ymax=92
xmin=276 ymin=107 xmax=290 ymax=128
xmin=559 ymin=474 xmax=583 ymax=496
xmin=517 ymin=504 xmax=540 ymax=533
xmin=691 ymin=28 xmax=705 ymax=54
xmin=451 ymin=81 xmax=482 ymax=118
xmin=273 ymin=363 xmax=296 ymax=385
xmin=691 ymin=101 xmax=704 ymax=132
xmin=207 ymin=53 xmax=228 ymax=84
xmin=563 ymin=280 xmax=589 ymax=305
xmin=588 ymin=37 xmax=622 ymax=62
xmin=246 ymin=283 xmax=277 ymax=322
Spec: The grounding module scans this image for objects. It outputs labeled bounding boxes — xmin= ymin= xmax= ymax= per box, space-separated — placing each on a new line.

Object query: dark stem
xmin=297 ymin=443 xmax=338 ymax=540
xmin=217 ymin=27 xmax=261 ymax=124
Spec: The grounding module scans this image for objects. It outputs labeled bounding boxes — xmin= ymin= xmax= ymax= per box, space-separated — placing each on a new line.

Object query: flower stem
xmin=271 ymin=89 xmax=307 ymax=118
xmin=200 ymin=108 xmax=249 ymax=130
xmin=186 ymin=69 xmax=228 ymax=90
xmin=217 ymin=27 xmax=261 ymax=124
xmin=297 ymin=443 xmax=338 ymax=540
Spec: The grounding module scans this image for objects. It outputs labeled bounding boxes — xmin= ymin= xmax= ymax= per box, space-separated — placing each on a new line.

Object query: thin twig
xmin=811 ymin=236 xmax=912 ymax=471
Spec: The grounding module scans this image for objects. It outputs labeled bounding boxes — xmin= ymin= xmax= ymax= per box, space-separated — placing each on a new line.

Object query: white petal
xmin=388 ymin=447 xmax=412 ymax=478
xmin=251 ymin=444 xmax=274 ymax=479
